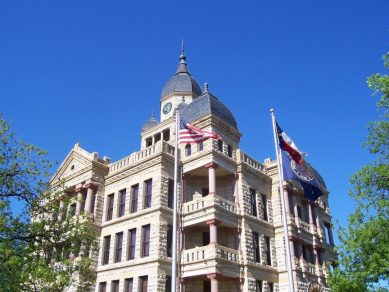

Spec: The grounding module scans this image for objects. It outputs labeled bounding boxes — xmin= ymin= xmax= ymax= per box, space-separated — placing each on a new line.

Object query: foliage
xmin=328 ymin=53 xmax=389 ymax=291
xmin=0 ymin=115 xmax=98 ymax=291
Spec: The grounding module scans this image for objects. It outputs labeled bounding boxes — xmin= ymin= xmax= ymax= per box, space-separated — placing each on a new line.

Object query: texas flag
xmin=276 ymin=122 xmax=305 ymax=165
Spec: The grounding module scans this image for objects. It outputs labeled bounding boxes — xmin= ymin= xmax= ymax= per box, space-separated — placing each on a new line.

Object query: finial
xmin=151 ymin=110 xmax=155 ymax=117
xmin=179 ymin=40 xmax=186 ymax=64
xmin=270 ymin=108 xmax=274 ymax=113
xmin=204 ymin=83 xmax=209 ymax=92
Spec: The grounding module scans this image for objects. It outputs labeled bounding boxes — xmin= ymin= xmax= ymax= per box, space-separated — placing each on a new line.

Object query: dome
xmin=180 ymin=88 xmax=238 ymax=130
xmin=161 ymin=50 xmax=202 ymax=98
xmin=141 ymin=113 xmax=159 ymax=132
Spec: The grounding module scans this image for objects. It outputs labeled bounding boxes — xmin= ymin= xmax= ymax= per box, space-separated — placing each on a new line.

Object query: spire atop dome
xmin=176 ymin=41 xmax=190 ymax=75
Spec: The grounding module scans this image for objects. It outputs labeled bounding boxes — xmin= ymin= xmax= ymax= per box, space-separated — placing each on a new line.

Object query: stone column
xmin=313 ymin=246 xmax=320 ymax=266
xmin=233 ymin=173 xmax=239 ymax=204
xmin=308 ymin=202 xmax=314 ymax=232
xmin=292 ymin=195 xmax=298 ymax=218
xmin=84 ymin=183 xmax=97 ymax=214
xmin=207 ymin=219 xmax=219 ymax=244
xmin=205 ymin=162 xmax=218 ymax=195
xmin=75 ymin=187 xmax=83 ymax=216
xmin=207 ymin=273 xmax=220 ymax=292
xmin=315 ymin=205 xmax=321 ymax=227
xmin=284 ymin=187 xmax=290 ymax=216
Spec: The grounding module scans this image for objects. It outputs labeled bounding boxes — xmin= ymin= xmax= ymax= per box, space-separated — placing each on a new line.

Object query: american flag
xmin=179 ymin=118 xmax=221 ymax=144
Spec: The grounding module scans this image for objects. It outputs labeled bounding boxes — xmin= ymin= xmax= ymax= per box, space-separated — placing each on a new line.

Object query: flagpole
xmin=270 ymin=109 xmax=295 ymax=292
xmin=171 ymin=108 xmax=180 ymax=292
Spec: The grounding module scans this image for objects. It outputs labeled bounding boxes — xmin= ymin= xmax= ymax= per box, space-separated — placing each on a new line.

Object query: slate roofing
xmin=180 ymin=89 xmax=238 ymax=130
xmin=161 ymin=50 xmax=202 ymax=98
xmin=141 ymin=113 xmax=159 ymax=132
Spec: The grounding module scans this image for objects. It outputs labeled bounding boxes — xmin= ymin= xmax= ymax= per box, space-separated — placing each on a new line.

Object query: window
xmin=311 ymin=204 xmax=316 ymax=226
xmin=324 ymin=222 xmax=333 ymax=245
xmin=250 ymin=188 xmax=257 ymax=217
xmin=253 ymin=232 xmax=260 ymax=263
xmin=167 ymin=179 xmax=174 ymax=209
xmin=131 ymin=184 xmax=139 ymax=213
xmin=256 ymin=280 xmax=263 ymax=292
xmin=69 ymin=203 xmax=76 ymax=217
xmin=144 ymin=179 xmax=152 ymax=208
xmin=227 ymin=145 xmax=233 ymax=157
xmin=217 ymin=139 xmax=223 ymax=152
xmin=297 ymin=206 xmax=302 ymax=220
xmin=128 ymin=228 xmax=136 ymax=260
xmin=185 ymin=144 xmax=191 ymax=156
xmin=111 ymin=280 xmax=119 ymax=292
xmin=99 ymin=282 xmax=107 ymax=292
xmin=202 ymin=188 xmax=209 ymax=197
xmin=268 ymin=282 xmax=274 ymax=292
xmin=154 ymin=133 xmax=161 ymax=143
xmin=165 ymin=276 xmax=172 ymax=292
xmin=106 ymin=194 xmax=114 ymax=221
xmin=145 ymin=137 xmax=152 ymax=147
xmin=163 ymin=129 xmax=170 ymax=141
xmin=261 ymin=194 xmax=268 ymax=221
xmin=81 ymin=193 xmax=87 ymax=212
xmin=198 ymin=141 xmax=204 ymax=151
xmin=114 ymin=232 xmax=123 ymax=263
xmin=265 ymin=236 xmax=271 ymax=266
xmin=118 ymin=189 xmax=126 ymax=217
xmin=302 ymin=245 xmax=308 ymax=262
xmin=124 ymin=278 xmax=133 ymax=292
xmin=167 ymin=224 xmax=173 ymax=257
xmin=102 ymin=235 xmax=111 ymax=265
xmin=203 ymin=280 xmax=211 ymax=292
xmin=202 ymin=232 xmax=210 ymax=246
xmin=139 ymin=276 xmax=148 ymax=292
xmin=317 ymin=250 xmax=323 ymax=265
xmin=294 ymin=242 xmax=300 ymax=258
xmin=142 ymin=225 xmax=150 ymax=257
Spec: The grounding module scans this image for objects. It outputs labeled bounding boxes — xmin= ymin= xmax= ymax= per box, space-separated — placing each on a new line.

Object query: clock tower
xmin=160 ymin=47 xmax=202 ymax=122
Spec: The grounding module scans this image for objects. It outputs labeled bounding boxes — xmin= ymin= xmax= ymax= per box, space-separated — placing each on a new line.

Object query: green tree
xmin=328 ymin=52 xmax=389 ymax=291
xmin=0 ymin=115 xmax=98 ymax=291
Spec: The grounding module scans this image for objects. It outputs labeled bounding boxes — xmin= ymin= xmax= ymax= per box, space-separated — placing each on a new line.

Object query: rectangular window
xmin=81 ymin=193 xmax=87 ymax=212
xmin=250 ymin=188 xmax=257 ymax=217
xmin=167 ymin=224 xmax=173 ymax=257
xmin=198 ymin=141 xmax=204 ymax=151
xmin=131 ymin=184 xmax=139 ymax=213
xmin=165 ymin=276 xmax=172 ymax=292
xmin=167 ymin=179 xmax=174 ymax=209
xmin=268 ymin=282 xmax=274 ymax=292
xmin=111 ymin=280 xmax=119 ymax=292
xmin=124 ymin=278 xmax=133 ymax=292
xmin=139 ymin=276 xmax=148 ymax=292
xmin=99 ymin=282 xmax=107 ymax=292
xmin=256 ymin=280 xmax=263 ymax=292
xmin=144 ymin=179 xmax=152 ymax=208
xmin=203 ymin=280 xmax=211 ymax=292
xmin=102 ymin=235 xmax=111 ymax=265
xmin=106 ymin=194 xmax=114 ymax=221
xmin=265 ymin=236 xmax=271 ymax=266
xmin=294 ymin=242 xmax=300 ymax=258
xmin=302 ymin=245 xmax=308 ymax=261
xmin=202 ymin=232 xmax=210 ymax=246
xmin=142 ymin=224 xmax=150 ymax=257
xmin=261 ymin=194 xmax=268 ymax=221
xmin=128 ymin=228 xmax=136 ymax=260
xmin=253 ymin=232 xmax=260 ymax=263
xmin=118 ymin=189 xmax=126 ymax=217
xmin=297 ymin=206 xmax=302 ymax=220
xmin=202 ymin=188 xmax=209 ymax=197
xmin=114 ymin=232 xmax=123 ymax=263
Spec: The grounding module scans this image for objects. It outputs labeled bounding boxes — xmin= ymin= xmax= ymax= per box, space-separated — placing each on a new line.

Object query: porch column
xmin=207 ymin=219 xmax=219 ymax=244
xmin=284 ymin=187 xmax=290 ymax=216
xmin=84 ymin=183 xmax=97 ymax=213
xmin=205 ymin=162 xmax=218 ymax=195
xmin=207 ymin=273 xmax=220 ymax=292
xmin=308 ymin=201 xmax=314 ymax=232
xmin=75 ymin=187 xmax=83 ymax=216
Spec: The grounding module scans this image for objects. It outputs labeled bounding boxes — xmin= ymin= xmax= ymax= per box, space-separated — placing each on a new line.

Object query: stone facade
xmin=51 ymin=51 xmax=336 ymax=292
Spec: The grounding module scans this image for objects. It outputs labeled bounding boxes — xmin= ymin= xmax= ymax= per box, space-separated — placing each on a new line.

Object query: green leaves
xmin=329 ymin=51 xmax=389 ymax=291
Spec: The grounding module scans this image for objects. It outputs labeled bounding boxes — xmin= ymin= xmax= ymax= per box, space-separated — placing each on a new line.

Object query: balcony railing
xmin=182 ymin=244 xmax=239 ymax=265
xmin=109 ymin=141 xmax=174 ymax=174
xmin=183 ymin=194 xmax=238 ymax=215
xmin=236 ymin=150 xmax=267 ymax=174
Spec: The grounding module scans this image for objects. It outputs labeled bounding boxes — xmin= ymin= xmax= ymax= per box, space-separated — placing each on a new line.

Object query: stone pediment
xmin=51 ymin=143 xmax=96 ymax=183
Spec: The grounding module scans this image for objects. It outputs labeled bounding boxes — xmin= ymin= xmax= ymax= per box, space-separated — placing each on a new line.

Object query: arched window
xmin=227 ymin=145 xmax=233 ymax=157
xmin=217 ymin=140 xmax=223 ymax=152
xmin=185 ymin=144 xmax=191 ymax=156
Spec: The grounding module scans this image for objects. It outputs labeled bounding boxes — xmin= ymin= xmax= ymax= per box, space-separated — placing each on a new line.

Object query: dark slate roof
xmin=141 ymin=114 xmax=159 ymax=132
xmin=161 ymin=51 xmax=202 ymax=98
xmin=180 ymin=91 xmax=238 ymax=130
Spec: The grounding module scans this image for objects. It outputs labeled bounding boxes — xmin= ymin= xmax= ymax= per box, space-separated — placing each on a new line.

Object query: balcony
xmin=181 ymin=244 xmax=240 ymax=278
xmin=182 ymin=194 xmax=239 ymax=227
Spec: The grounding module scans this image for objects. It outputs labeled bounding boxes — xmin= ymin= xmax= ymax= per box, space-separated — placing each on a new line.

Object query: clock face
xmin=163 ymin=102 xmax=172 ymax=114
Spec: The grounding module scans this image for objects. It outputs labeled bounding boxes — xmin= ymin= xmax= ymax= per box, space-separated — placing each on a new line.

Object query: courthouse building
xmin=51 ymin=49 xmax=336 ymax=292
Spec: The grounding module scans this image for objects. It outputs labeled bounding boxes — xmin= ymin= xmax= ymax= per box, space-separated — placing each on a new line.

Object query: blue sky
xmin=1 ymin=1 xmax=388 ymax=242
